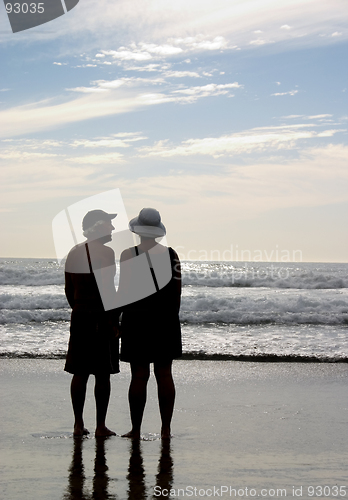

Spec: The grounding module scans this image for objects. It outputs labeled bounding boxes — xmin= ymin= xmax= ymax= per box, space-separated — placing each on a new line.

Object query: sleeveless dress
xmin=120 ymin=246 xmax=182 ymax=363
xmin=64 ymin=243 xmax=119 ymax=375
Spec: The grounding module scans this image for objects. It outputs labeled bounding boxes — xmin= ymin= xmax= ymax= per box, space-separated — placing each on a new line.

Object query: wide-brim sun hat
xmin=129 ymin=208 xmax=166 ymax=238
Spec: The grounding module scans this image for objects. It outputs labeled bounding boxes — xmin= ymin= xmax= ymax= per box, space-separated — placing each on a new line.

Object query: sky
xmin=0 ymin=0 xmax=347 ymax=261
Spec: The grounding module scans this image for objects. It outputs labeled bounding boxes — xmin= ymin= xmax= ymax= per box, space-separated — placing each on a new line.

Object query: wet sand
xmin=1 ymin=359 xmax=347 ymax=499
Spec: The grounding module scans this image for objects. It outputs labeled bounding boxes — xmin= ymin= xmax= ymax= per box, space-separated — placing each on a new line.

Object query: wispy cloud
xmin=0 ymin=92 xmax=142 ymax=138
xmin=137 ymin=125 xmax=345 ymax=158
xmin=173 ymin=82 xmax=242 ymax=102
xmin=164 ymin=70 xmax=201 ymax=78
xmin=113 ymin=144 xmax=348 ymax=221
xmin=70 ymin=133 xmax=146 ymax=148
xmin=68 ymin=152 xmax=125 ymax=164
xmin=100 ymin=49 xmax=152 ymax=61
xmin=308 ymin=114 xmax=332 ymax=120
xmin=170 ymin=35 xmax=228 ymax=51
xmin=89 ymin=36 xmax=229 ymax=69
xmin=0 ymin=151 xmax=60 ymax=160
xmin=0 ymin=76 xmax=244 ymax=137
xmin=249 ymin=39 xmax=274 ymax=46
xmin=281 ymin=114 xmax=333 ymax=120
xmin=66 ymin=86 xmax=108 ymax=93
xmin=3 ymin=0 xmax=347 ymax=55
xmin=271 ymin=90 xmax=298 ymax=96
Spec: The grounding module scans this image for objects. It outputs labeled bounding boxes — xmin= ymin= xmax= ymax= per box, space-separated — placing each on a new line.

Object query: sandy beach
xmin=1 ymin=359 xmax=347 ymax=499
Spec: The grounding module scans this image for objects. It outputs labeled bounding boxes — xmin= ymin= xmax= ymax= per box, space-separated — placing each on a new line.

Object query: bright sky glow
xmin=0 ymin=0 xmax=347 ymax=261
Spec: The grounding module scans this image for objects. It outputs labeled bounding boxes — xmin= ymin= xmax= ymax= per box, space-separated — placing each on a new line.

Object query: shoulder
xmin=65 ymin=243 xmax=89 ymax=272
xmin=103 ymin=246 xmax=115 ymax=258
xmin=103 ymin=246 xmax=115 ymax=266
xmin=169 ymin=247 xmax=180 ymax=261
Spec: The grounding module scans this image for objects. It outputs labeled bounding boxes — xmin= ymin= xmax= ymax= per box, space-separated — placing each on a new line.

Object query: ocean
xmin=0 ymin=258 xmax=347 ymax=362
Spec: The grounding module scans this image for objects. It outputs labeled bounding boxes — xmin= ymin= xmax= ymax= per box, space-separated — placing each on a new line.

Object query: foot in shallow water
xmin=161 ymin=427 xmax=172 ymax=440
xmin=121 ymin=430 xmax=141 ymax=439
xmin=95 ymin=426 xmax=116 ymax=437
xmin=73 ymin=426 xmax=90 ymax=437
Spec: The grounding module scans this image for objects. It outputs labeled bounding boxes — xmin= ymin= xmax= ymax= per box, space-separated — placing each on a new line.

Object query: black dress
xmin=64 ymin=243 xmax=119 ymax=375
xmin=120 ymin=246 xmax=182 ymax=363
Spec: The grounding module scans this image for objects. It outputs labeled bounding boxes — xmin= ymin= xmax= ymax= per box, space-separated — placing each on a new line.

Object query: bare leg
xmin=94 ymin=374 xmax=116 ymax=437
xmin=71 ymin=374 xmax=90 ymax=436
xmin=122 ymin=363 xmax=150 ymax=439
xmin=154 ymin=361 xmax=175 ymax=439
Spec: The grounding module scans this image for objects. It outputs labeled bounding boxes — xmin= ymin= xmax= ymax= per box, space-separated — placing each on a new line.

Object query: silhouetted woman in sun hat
xmin=118 ymin=208 xmax=182 ymax=439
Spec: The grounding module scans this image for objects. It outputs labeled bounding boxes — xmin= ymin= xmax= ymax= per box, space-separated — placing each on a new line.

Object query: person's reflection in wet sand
xmin=126 ymin=439 xmax=147 ymax=500
xmin=93 ymin=437 xmax=117 ymax=500
xmin=63 ymin=437 xmax=89 ymax=500
xmin=63 ymin=437 xmax=117 ymax=500
xmin=152 ymin=440 xmax=174 ymax=499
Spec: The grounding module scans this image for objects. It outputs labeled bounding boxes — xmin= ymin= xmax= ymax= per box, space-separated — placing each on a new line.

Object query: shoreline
xmin=1 ymin=353 xmax=347 ymax=362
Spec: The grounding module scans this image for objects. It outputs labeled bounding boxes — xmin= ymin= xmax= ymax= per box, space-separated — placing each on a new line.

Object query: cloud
xmin=0 ymin=92 xmax=142 ymax=138
xmin=308 ymin=114 xmax=332 ymax=119
xmin=173 ymin=82 xmax=242 ymax=102
xmin=0 ymin=151 xmax=59 ymax=160
xmin=0 ymin=139 xmax=64 ymax=161
xmin=249 ymin=39 xmax=273 ymax=46
xmin=67 ymin=77 xmax=166 ymax=94
xmin=91 ymin=79 xmax=126 ymax=89
xmin=100 ymin=49 xmax=152 ymax=61
xmin=0 ymin=78 xmax=243 ymax=137
xmin=70 ymin=134 xmax=147 ymax=148
xmin=281 ymin=114 xmax=333 ymax=121
xmin=164 ymin=70 xmax=201 ymax=78
xmin=69 ymin=152 xmax=125 ymax=164
xmin=271 ymin=90 xmax=298 ymax=96
xmin=125 ymin=64 xmax=162 ymax=72
xmin=139 ymin=43 xmax=183 ymax=55
xmin=137 ymin=125 xmax=345 ymax=158
xmin=171 ymin=35 xmax=227 ymax=51
xmin=114 ymin=144 xmax=348 ymax=222
xmin=3 ymin=0 xmax=347 ymax=55
xmin=90 ymin=36 xmax=228 ymax=70
xmin=66 ymin=86 xmax=108 ymax=93
xmin=0 ymin=160 xmax=107 ymax=207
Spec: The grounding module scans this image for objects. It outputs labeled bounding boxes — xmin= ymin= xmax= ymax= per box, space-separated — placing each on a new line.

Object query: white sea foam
xmin=180 ymin=287 xmax=348 ymax=325
xmin=0 ymin=259 xmax=64 ymax=286
xmin=0 ymin=259 xmax=347 ymax=359
xmin=1 ymin=285 xmax=348 ymax=326
xmin=181 ymin=262 xmax=348 ymax=289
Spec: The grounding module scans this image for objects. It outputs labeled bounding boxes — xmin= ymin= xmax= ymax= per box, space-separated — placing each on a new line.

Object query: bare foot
xmin=73 ymin=426 xmax=90 ymax=437
xmin=121 ymin=430 xmax=141 ymax=439
xmin=95 ymin=426 xmax=116 ymax=437
xmin=161 ymin=427 xmax=172 ymax=440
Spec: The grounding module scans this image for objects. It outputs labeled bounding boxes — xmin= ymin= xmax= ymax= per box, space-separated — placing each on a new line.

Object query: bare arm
xmin=64 ymin=272 xmax=75 ymax=309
